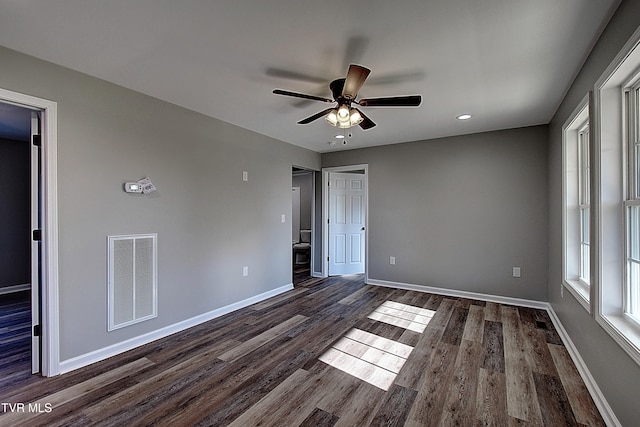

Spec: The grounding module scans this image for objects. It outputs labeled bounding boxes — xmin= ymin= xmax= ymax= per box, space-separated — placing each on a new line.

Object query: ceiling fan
xmin=273 ymin=64 xmax=422 ymax=130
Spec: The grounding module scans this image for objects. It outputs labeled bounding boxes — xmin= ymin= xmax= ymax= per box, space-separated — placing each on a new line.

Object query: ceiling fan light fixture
xmin=326 ymin=106 xmax=363 ymax=129
xmin=349 ymin=109 xmax=363 ymax=126
xmin=325 ymin=109 xmax=338 ymax=126
xmin=337 ymin=104 xmax=350 ymax=120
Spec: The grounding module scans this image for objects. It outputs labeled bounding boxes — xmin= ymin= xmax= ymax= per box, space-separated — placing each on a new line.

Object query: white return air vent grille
xmin=108 ymin=234 xmax=157 ymax=331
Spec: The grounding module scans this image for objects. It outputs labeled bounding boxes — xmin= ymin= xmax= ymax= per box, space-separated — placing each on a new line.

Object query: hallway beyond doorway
xmin=0 ymin=291 xmax=31 ymax=390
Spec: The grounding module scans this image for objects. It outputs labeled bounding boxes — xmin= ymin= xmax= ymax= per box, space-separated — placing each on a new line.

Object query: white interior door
xmin=30 ymin=111 xmax=41 ymax=374
xmin=329 ymin=172 xmax=365 ymax=275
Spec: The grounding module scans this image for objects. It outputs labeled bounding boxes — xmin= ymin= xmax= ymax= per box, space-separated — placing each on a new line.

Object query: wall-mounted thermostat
xmin=124 ymin=182 xmax=143 ymax=193
xmin=123 ymin=177 xmax=157 ymax=194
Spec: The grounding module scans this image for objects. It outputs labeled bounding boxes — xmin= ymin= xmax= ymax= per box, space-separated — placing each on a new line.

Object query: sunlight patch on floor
xmin=319 ymin=328 xmax=413 ymax=390
xmin=367 ymin=300 xmax=436 ymax=333
xmin=319 ymin=300 xmax=436 ymax=390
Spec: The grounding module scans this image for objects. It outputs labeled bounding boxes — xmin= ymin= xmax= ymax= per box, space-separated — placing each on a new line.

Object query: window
xmin=579 ymin=123 xmax=591 ymax=285
xmin=562 ymin=96 xmax=590 ymax=310
xmin=626 ymin=82 xmax=640 ymax=324
xmin=594 ymin=25 xmax=640 ymax=366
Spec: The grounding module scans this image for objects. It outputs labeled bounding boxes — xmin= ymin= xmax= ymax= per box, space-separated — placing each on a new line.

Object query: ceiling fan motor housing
xmin=330 ymin=78 xmax=349 ymax=103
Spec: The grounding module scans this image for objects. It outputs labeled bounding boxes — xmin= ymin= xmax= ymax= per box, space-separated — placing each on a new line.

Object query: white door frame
xmin=0 ymin=87 xmax=59 ymax=377
xmin=292 ymin=186 xmax=301 ymax=244
xmin=30 ymin=110 xmax=40 ymax=373
xmin=292 ymin=167 xmax=317 ymax=277
xmin=322 ymin=164 xmax=368 ymax=280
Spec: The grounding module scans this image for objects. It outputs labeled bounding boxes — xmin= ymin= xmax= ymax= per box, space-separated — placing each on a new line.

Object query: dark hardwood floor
xmin=0 ymin=276 xmax=605 ymax=426
xmin=293 ymin=261 xmax=312 ymax=285
xmin=0 ymin=291 xmax=32 ymax=391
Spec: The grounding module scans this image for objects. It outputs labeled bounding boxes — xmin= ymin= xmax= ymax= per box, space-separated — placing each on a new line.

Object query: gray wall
xmin=0 ymin=46 xmax=320 ymax=361
xmin=323 ymin=125 xmax=548 ymax=301
xmin=292 ymin=172 xmax=313 ymax=231
xmin=0 ymin=137 xmax=30 ymax=289
xmin=548 ymin=1 xmax=640 ymax=425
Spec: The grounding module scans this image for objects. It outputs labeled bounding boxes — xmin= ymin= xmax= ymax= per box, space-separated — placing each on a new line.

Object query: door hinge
xmin=327 ymin=256 xmax=329 ymax=262
xmin=33 ymin=324 xmax=41 ymax=336
xmin=32 ymin=229 xmax=42 ymax=241
xmin=32 ymin=134 xmax=41 ymax=147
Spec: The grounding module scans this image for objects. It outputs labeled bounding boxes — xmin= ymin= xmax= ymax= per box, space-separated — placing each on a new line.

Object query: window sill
xmin=564 ymin=279 xmax=591 ymax=313
xmin=596 ymin=312 xmax=640 ymax=367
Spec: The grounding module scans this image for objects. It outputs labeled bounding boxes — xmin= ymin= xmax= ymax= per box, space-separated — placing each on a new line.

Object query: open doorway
xmin=0 ymin=88 xmax=59 ymax=378
xmin=0 ymin=101 xmax=36 ymax=383
xmin=292 ymin=167 xmax=315 ymax=285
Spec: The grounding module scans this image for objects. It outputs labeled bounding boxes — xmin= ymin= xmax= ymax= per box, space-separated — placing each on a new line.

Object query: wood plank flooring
xmin=293 ymin=262 xmax=312 ymax=285
xmin=0 ymin=276 xmax=605 ymax=426
xmin=0 ymin=291 xmax=31 ymax=390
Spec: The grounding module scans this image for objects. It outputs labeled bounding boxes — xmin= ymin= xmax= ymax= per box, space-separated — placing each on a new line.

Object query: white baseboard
xmin=366 ymin=278 xmax=548 ymax=309
xmin=367 ymin=277 xmax=619 ymax=427
xmin=58 ymin=283 xmax=294 ymax=374
xmin=545 ymin=307 xmax=621 ymax=427
xmin=0 ymin=283 xmax=31 ymax=295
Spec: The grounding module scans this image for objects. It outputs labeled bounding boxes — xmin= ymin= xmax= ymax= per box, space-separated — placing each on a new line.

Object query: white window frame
xmin=562 ymin=94 xmax=591 ymax=311
xmin=579 ymin=123 xmax=591 ymax=285
xmin=593 ymin=25 xmax=640 ymax=367
xmin=625 ymin=81 xmax=640 ymax=325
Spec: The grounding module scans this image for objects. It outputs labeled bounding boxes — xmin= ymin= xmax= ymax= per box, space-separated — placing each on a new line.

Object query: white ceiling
xmin=0 ymin=0 xmax=619 ymax=152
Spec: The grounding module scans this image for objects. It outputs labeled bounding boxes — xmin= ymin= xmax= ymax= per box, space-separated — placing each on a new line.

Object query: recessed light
xmin=335 ymin=134 xmax=345 ymax=139
xmin=456 ymin=114 xmax=472 ymax=120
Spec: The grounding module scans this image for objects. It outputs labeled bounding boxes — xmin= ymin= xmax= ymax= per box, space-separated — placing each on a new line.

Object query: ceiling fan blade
xmin=342 ymin=64 xmax=371 ymax=100
xmin=298 ymin=107 xmax=335 ymax=124
xmin=273 ymin=89 xmax=333 ymax=103
xmin=355 ymin=108 xmax=376 ymax=130
xmin=266 ymin=67 xmax=327 ymax=83
xmin=358 ymin=95 xmax=422 ymax=107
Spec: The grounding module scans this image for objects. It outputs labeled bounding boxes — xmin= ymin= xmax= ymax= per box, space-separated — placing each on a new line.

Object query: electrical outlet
xmin=560 ymin=283 xmax=564 ymax=298
xmin=242 ymin=171 xmax=248 ymax=182
xmin=243 ymin=266 xmax=248 ymax=277
xmin=281 ymin=214 xmax=286 ymax=223
xmin=512 ymin=266 xmax=521 ymax=278
xmin=390 ymin=256 xmax=396 ymax=265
